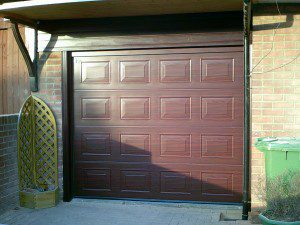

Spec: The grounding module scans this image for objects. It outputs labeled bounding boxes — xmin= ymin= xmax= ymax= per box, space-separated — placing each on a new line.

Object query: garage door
xmin=72 ymin=47 xmax=244 ymax=202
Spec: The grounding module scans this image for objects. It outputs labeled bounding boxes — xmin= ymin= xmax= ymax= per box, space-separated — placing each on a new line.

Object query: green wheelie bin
xmin=255 ymin=137 xmax=300 ymax=179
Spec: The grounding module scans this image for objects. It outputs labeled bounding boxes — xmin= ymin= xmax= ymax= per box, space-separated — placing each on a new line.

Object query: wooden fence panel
xmin=0 ymin=20 xmax=29 ymax=114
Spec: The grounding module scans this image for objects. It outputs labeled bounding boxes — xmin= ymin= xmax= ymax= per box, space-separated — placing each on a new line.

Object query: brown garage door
xmin=72 ymin=47 xmax=244 ymax=202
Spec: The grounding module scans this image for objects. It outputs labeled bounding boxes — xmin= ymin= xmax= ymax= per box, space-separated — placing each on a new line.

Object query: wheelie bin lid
xmin=255 ymin=137 xmax=300 ymax=152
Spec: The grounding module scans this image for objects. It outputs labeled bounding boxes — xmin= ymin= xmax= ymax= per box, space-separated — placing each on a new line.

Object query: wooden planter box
xmin=20 ymin=188 xmax=59 ymax=209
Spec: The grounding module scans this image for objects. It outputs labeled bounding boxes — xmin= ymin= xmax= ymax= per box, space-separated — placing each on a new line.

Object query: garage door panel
xmin=200 ymin=171 xmax=243 ymax=202
xmin=74 ymin=130 xmax=152 ymax=163
xmin=74 ymin=126 xmax=243 ymax=165
xmin=119 ymin=60 xmax=151 ymax=84
xmin=73 ymin=47 xmax=244 ymax=202
xmin=76 ymin=166 xmax=115 ymax=196
xmin=75 ymin=162 xmax=242 ymax=202
xmin=155 ymin=129 xmax=243 ymax=165
xmin=81 ymin=97 xmax=111 ymax=120
xmin=73 ymin=50 xmax=243 ymax=90
xmin=81 ymin=168 xmax=112 ymax=192
xmin=74 ymin=90 xmax=243 ymax=127
xmin=160 ymin=60 xmax=191 ymax=83
xmin=120 ymin=134 xmax=151 ymax=157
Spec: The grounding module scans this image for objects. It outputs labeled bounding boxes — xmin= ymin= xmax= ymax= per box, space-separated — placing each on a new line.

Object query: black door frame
xmin=62 ymin=51 xmax=73 ymax=201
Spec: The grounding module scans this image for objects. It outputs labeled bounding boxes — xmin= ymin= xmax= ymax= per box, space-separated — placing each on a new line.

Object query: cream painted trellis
xmin=18 ymin=95 xmax=58 ymax=192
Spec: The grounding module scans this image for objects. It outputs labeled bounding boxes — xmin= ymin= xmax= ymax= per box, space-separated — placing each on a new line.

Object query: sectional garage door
xmin=72 ymin=47 xmax=244 ymax=202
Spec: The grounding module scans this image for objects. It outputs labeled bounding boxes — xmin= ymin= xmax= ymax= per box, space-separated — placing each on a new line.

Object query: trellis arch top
xmin=18 ymin=95 xmax=58 ymax=191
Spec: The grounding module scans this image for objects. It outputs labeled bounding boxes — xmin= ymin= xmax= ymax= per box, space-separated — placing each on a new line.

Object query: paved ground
xmin=0 ymin=199 xmax=254 ymax=225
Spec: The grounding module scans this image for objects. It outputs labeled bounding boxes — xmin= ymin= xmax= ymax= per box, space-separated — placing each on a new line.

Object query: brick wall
xmin=251 ymin=11 xmax=300 ymax=207
xmin=0 ymin=114 xmax=19 ymax=214
xmin=33 ymin=52 xmax=63 ymax=190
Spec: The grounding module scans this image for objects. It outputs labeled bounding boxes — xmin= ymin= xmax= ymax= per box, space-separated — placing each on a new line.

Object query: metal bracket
xmin=11 ymin=22 xmax=38 ymax=92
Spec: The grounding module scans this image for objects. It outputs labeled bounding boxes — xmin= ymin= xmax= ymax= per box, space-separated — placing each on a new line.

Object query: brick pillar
xmin=33 ymin=52 xmax=63 ymax=191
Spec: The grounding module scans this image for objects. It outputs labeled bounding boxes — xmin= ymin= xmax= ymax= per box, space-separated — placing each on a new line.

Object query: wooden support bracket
xmin=11 ymin=22 xmax=38 ymax=92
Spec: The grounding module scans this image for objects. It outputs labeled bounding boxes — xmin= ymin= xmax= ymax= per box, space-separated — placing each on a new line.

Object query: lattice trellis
xmin=18 ymin=95 xmax=58 ymax=191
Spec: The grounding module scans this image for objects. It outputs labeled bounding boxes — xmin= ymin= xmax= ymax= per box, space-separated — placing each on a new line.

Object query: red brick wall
xmin=33 ymin=52 xmax=63 ymax=189
xmin=251 ymin=13 xmax=300 ymax=207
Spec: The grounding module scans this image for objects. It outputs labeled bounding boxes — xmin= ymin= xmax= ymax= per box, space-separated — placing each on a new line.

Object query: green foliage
xmin=263 ymin=170 xmax=300 ymax=222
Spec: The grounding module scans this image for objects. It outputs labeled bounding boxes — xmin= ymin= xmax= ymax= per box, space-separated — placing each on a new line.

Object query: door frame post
xmin=242 ymin=0 xmax=252 ymax=220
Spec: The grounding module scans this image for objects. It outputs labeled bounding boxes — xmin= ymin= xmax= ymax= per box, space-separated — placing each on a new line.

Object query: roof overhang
xmin=1 ymin=0 xmax=299 ymax=28
xmin=0 ymin=0 xmax=243 ymax=27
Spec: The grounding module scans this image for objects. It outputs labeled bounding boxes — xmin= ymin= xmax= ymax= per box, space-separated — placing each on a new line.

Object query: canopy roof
xmin=0 ymin=0 xmax=243 ymax=25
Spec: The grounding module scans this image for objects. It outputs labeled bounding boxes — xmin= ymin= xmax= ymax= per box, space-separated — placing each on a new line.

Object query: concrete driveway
xmin=0 ymin=199 xmax=254 ymax=225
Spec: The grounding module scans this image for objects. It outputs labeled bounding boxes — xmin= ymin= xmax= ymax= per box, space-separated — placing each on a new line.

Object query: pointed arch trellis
xmin=18 ymin=95 xmax=58 ymax=208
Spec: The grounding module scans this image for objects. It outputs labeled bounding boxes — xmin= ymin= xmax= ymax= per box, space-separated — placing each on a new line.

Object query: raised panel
xmin=121 ymin=170 xmax=151 ymax=192
xmin=201 ymin=58 xmax=234 ymax=82
xmin=201 ymin=135 xmax=233 ymax=158
xmin=201 ymin=97 xmax=234 ymax=120
xmin=160 ymin=172 xmax=191 ymax=194
xmin=160 ymin=97 xmax=191 ymax=119
xmin=121 ymin=97 xmax=150 ymax=119
xmin=83 ymin=169 xmax=111 ymax=191
xmin=120 ymin=60 xmax=150 ymax=83
xmin=201 ymin=172 xmax=233 ymax=196
xmin=160 ymin=59 xmax=191 ymax=82
xmin=82 ymin=98 xmax=110 ymax=119
xmin=160 ymin=134 xmax=191 ymax=157
xmin=121 ymin=134 xmax=150 ymax=156
xmin=81 ymin=61 xmax=110 ymax=83
xmin=81 ymin=133 xmax=111 ymax=156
